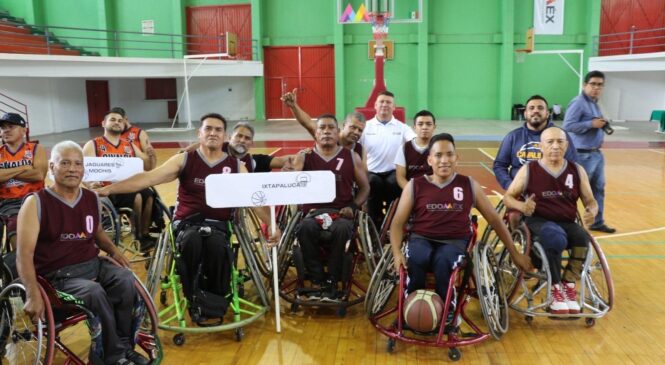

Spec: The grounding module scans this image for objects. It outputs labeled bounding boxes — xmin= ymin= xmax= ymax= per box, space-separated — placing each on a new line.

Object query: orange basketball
xmin=403 ymin=289 xmax=445 ymax=332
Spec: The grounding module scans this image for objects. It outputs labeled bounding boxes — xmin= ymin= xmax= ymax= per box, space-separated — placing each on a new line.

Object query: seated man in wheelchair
xmin=16 ymin=141 xmax=147 ymax=365
xmin=291 ymin=114 xmax=369 ymax=301
xmin=503 ymin=127 xmax=598 ymax=315
xmin=391 ymin=133 xmax=532 ymax=317
xmin=97 ymin=113 xmax=280 ymax=323
xmin=0 ymin=112 xmax=47 ymax=250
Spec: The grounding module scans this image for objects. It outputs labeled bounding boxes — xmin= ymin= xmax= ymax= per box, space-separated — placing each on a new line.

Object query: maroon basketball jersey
xmin=301 ymin=146 xmax=355 ymax=212
xmin=33 ymin=188 xmax=100 ymax=276
xmin=404 ymin=139 xmax=432 ymax=180
xmin=352 ymin=142 xmax=363 ymax=159
xmin=410 ymin=174 xmax=475 ymax=240
xmin=223 ymin=141 xmax=254 ymax=172
xmin=174 ymin=150 xmax=239 ymax=221
xmin=525 ymin=160 xmax=580 ymax=222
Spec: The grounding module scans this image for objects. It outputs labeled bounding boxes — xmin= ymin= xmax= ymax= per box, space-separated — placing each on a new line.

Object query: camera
xmin=601 ymin=119 xmax=614 ymax=135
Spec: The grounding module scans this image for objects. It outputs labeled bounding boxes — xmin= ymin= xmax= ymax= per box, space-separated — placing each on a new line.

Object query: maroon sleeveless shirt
xmin=352 ymin=142 xmax=363 ymax=159
xmin=301 ymin=146 xmax=355 ymax=212
xmin=410 ymin=174 xmax=475 ymax=240
xmin=34 ymin=188 xmax=100 ymax=276
xmin=174 ymin=150 xmax=240 ymax=221
xmin=525 ymin=160 xmax=580 ymax=222
xmin=404 ymin=139 xmax=432 ymax=180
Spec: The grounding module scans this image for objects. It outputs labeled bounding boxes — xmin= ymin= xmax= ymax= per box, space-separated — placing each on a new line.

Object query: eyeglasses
xmin=587 ymin=82 xmax=604 ymax=88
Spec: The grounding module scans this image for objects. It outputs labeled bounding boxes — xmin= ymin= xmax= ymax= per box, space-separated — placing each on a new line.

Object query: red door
xmin=600 ymin=0 xmax=665 ymax=55
xmin=186 ymin=4 xmax=252 ymax=60
xmin=86 ymin=80 xmax=109 ymax=127
xmin=264 ymin=45 xmax=335 ymax=119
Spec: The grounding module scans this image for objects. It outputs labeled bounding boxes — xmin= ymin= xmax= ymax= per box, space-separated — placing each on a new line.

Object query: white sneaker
xmin=562 ymin=281 xmax=581 ymax=314
xmin=550 ymin=283 xmax=569 ymax=315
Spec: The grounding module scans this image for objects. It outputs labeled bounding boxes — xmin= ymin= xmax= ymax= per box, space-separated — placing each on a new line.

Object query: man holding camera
xmin=563 ymin=70 xmax=615 ymax=233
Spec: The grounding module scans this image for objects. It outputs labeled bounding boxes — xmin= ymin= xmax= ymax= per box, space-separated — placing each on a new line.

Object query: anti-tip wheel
xmin=448 ymin=348 xmax=461 ymax=361
xmin=386 ymin=338 xmax=396 ymax=353
xmin=585 ymin=318 xmax=596 ymax=327
xmin=173 ymin=333 xmax=185 ymax=346
xmin=235 ymin=328 xmax=245 ymax=342
xmin=525 ymin=315 xmax=534 ymax=324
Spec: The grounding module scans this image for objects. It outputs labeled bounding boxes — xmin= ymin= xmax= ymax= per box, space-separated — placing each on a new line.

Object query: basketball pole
xmin=270 ymin=205 xmax=281 ymax=333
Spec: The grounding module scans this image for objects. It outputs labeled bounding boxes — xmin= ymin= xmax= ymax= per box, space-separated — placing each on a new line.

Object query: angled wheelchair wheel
xmin=364 ymin=248 xmax=399 ymax=317
xmin=277 ymin=210 xmax=303 ymax=282
xmin=583 ymin=237 xmax=614 ymax=313
xmin=479 ymin=200 xmax=506 ymax=245
xmin=493 ymin=224 xmax=530 ymax=301
xmin=132 ymin=273 xmax=164 ymax=363
xmin=0 ymin=281 xmax=54 ymax=365
xmin=473 ymin=242 xmax=509 ymax=340
xmin=357 ymin=211 xmax=384 ymax=275
xmin=236 ymin=208 xmax=272 ymax=278
xmin=146 ymin=227 xmax=173 ymax=299
xmin=100 ymin=197 xmax=121 ymax=247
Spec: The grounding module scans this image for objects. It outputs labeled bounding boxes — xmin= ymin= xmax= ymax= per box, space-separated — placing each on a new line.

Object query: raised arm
xmin=390 ymin=181 xmax=414 ymax=272
xmin=15 ymin=195 xmax=44 ymax=321
xmin=139 ymin=130 xmax=157 ymax=170
xmin=281 ymin=89 xmax=316 ymax=139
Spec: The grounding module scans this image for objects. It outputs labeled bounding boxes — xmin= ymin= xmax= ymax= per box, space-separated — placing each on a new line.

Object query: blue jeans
xmin=405 ymin=237 xmax=466 ymax=301
xmin=576 ymin=151 xmax=606 ymax=227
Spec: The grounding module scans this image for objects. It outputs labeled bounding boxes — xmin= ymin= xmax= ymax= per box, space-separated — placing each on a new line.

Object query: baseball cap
xmin=0 ymin=113 xmax=26 ymax=128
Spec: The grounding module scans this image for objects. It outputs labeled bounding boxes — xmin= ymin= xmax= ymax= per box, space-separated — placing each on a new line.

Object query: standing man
xmin=563 ymin=71 xmax=615 ymax=233
xmin=494 ymin=95 xmax=577 ymax=190
xmin=0 ymin=112 xmax=47 ymax=248
xmin=394 ymin=110 xmax=436 ymax=189
xmin=360 ymin=91 xmax=416 ymax=227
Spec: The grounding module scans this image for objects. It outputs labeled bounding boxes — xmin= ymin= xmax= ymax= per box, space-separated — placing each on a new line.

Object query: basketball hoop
xmin=369 ymin=12 xmax=390 ymax=57
xmin=515 ymin=49 xmax=531 ymax=64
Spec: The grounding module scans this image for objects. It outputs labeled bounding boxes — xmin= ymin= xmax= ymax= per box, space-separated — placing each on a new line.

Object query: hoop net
xmin=515 ymin=49 xmax=531 ymax=64
xmin=369 ymin=12 xmax=390 ymax=57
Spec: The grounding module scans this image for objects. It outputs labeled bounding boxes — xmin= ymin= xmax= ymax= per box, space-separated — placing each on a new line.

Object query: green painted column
xmin=498 ymin=0 xmax=515 ymax=120
xmin=251 ymin=0 xmax=265 ymax=120
xmin=333 ymin=2 xmax=345 ymax=118
xmin=416 ymin=0 xmax=428 ymax=112
xmin=172 ymin=0 xmax=185 ymax=57
xmin=585 ymin=0 xmax=602 ymax=66
xmin=99 ymin=0 xmax=114 ymax=57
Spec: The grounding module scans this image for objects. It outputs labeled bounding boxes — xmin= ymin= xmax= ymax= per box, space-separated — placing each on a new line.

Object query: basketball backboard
xmin=337 ymin=0 xmax=423 ymax=24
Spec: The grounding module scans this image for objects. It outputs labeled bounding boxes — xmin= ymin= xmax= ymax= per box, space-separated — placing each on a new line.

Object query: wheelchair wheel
xmin=235 ymin=210 xmax=272 ymax=308
xmin=358 ymin=211 xmax=384 ymax=275
xmin=0 ymin=281 xmax=54 ymax=365
xmin=277 ymin=210 xmax=303 ymax=282
xmin=493 ymin=224 xmax=530 ymax=301
xmin=100 ymin=198 xmax=121 ymax=247
xmin=146 ymin=227 xmax=173 ymax=299
xmin=131 ymin=273 xmax=164 ymax=363
xmin=583 ymin=237 xmax=614 ymax=313
xmin=236 ymin=208 xmax=272 ymax=278
xmin=478 ymin=200 xmax=506 ymax=245
xmin=364 ymin=248 xmax=398 ymax=317
xmin=473 ymin=242 xmax=509 ymax=340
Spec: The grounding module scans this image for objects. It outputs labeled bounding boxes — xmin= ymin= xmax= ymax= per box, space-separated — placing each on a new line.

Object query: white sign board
xmin=141 ymin=19 xmax=154 ymax=35
xmin=205 ymin=171 xmax=336 ymax=208
xmin=83 ymin=157 xmax=143 ymax=182
xmin=534 ymin=0 xmax=564 ymax=35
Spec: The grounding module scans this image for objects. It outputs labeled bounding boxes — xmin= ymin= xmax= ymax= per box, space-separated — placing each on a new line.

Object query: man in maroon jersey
xmin=391 ymin=133 xmax=532 ymax=312
xmin=291 ymin=114 xmax=369 ymax=301
xmin=395 ymin=109 xmax=436 ymax=189
xmin=504 ymin=127 xmax=598 ymax=315
xmin=17 ymin=141 xmax=148 ymax=365
xmin=97 ymin=113 xmax=280 ymax=321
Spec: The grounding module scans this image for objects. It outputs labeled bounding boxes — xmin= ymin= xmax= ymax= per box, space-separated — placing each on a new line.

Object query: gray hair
xmin=232 ymin=121 xmax=255 ymax=138
xmin=345 ymin=112 xmax=366 ymax=124
xmin=50 ymin=140 xmax=83 ymax=163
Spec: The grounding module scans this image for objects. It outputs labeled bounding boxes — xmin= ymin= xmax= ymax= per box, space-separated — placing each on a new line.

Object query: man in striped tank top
xmin=0 ymin=112 xmax=47 ymax=249
xmin=16 ymin=141 xmax=147 ymax=365
xmin=291 ymin=115 xmax=369 ymax=301
xmin=504 ymin=127 xmax=598 ymax=315
xmin=390 ymin=133 xmax=532 ymax=311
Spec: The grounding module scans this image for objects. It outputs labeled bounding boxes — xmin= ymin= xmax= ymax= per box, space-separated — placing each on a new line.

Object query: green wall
xmin=0 ymin=0 xmax=602 ymax=120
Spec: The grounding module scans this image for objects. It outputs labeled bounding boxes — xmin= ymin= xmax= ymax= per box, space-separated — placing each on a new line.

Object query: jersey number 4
xmin=564 ymin=174 xmax=574 ymax=189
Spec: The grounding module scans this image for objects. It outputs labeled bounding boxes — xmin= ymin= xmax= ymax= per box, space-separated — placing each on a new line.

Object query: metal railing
xmin=0 ymin=19 xmax=258 ymax=59
xmin=594 ymin=26 xmax=665 ymax=56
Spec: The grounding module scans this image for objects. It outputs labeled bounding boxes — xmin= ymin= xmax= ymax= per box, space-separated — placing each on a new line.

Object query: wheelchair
xmin=100 ymin=188 xmax=170 ymax=264
xmin=276 ymin=209 xmax=384 ymax=317
xmin=0 ymin=256 xmax=162 ymax=365
xmin=145 ymin=207 xmax=270 ymax=346
xmin=364 ymin=217 xmax=508 ymax=361
xmin=481 ymin=200 xmax=614 ymax=326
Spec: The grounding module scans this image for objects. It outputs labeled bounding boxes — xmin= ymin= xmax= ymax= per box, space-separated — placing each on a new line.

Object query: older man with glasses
xmin=563 ymin=70 xmax=615 ymax=233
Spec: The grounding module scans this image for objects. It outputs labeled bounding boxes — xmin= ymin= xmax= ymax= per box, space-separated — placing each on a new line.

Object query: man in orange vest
xmin=0 ymin=112 xmax=47 ymax=248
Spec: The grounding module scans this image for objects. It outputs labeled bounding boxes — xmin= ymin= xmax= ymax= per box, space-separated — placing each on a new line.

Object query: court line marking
xmin=648 ymin=149 xmax=665 ymax=155
xmin=491 ymin=190 xmax=504 ymax=198
xmin=478 ymin=162 xmax=494 ymax=175
xmin=594 ymin=226 xmax=665 ymax=240
xmin=477 ymin=148 xmax=495 ymax=160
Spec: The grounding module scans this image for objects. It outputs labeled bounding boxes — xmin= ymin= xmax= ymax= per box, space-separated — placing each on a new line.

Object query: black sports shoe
xmin=139 ymin=235 xmax=157 ymax=251
xmin=125 ymin=350 xmax=150 ymax=365
xmin=589 ymin=224 xmax=616 ymax=233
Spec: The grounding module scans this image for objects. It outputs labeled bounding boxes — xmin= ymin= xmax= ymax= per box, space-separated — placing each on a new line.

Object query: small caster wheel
xmin=448 ymin=347 xmax=461 ymax=361
xmin=237 ymin=285 xmax=245 ymax=298
xmin=173 ymin=333 xmax=185 ymax=346
xmin=337 ymin=307 xmax=347 ymax=317
xmin=386 ymin=338 xmax=395 ymax=353
xmin=290 ymin=303 xmax=299 ymax=313
xmin=235 ymin=328 xmax=244 ymax=342
xmin=160 ymin=291 xmax=168 ymax=306
xmin=525 ymin=315 xmax=534 ymax=324
xmin=585 ymin=318 xmax=595 ymax=327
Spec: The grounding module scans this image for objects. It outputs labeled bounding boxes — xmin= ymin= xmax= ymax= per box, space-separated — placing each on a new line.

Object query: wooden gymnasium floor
xmin=47 ymin=139 xmax=665 ymax=365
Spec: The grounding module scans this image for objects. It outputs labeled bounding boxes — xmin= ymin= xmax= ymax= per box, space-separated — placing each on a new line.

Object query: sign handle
xmin=270 ymin=205 xmax=281 ymax=333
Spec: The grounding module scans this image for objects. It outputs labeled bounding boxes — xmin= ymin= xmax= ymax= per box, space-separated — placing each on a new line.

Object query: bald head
xmin=540 ymin=127 xmax=568 ymax=163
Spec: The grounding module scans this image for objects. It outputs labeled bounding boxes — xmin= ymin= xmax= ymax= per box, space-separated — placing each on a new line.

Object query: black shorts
xmin=109 ymin=188 xmax=153 ymax=209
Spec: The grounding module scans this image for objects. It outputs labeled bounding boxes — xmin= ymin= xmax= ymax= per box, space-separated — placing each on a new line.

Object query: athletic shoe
xmin=589 ymin=224 xmax=616 ymax=233
xmin=139 ymin=235 xmax=156 ymax=252
xmin=125 ymin=350 xmax=150 ymax=365
xmin=549 ymin=284 xmax=569 ymax=314
xmin=562 ymin=281 xmax=581 ymax=314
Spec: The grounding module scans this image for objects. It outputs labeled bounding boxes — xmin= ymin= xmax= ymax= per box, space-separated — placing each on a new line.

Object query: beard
xmin=229 ymin=143 xmax=247 ymax=156
xmin=527 ymin=116 xmax=546 ymax=130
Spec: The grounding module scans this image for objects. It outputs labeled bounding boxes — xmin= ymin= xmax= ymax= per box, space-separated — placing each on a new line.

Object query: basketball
xmin=403 ymin=290 xmax=445 ymax=333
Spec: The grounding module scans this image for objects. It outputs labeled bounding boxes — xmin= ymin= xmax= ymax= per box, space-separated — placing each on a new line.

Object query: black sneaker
xmin=125 ymin=350 xmax=150 ymax=365
xmin=589 ymin=224 xmax=616 ymax=234
xmin=139 ymin=235 xmax=156 ymax=251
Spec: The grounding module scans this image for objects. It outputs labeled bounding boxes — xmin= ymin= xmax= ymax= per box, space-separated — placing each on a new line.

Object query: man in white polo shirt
xmin=359 ymin=91 xmax=416 ymax=227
